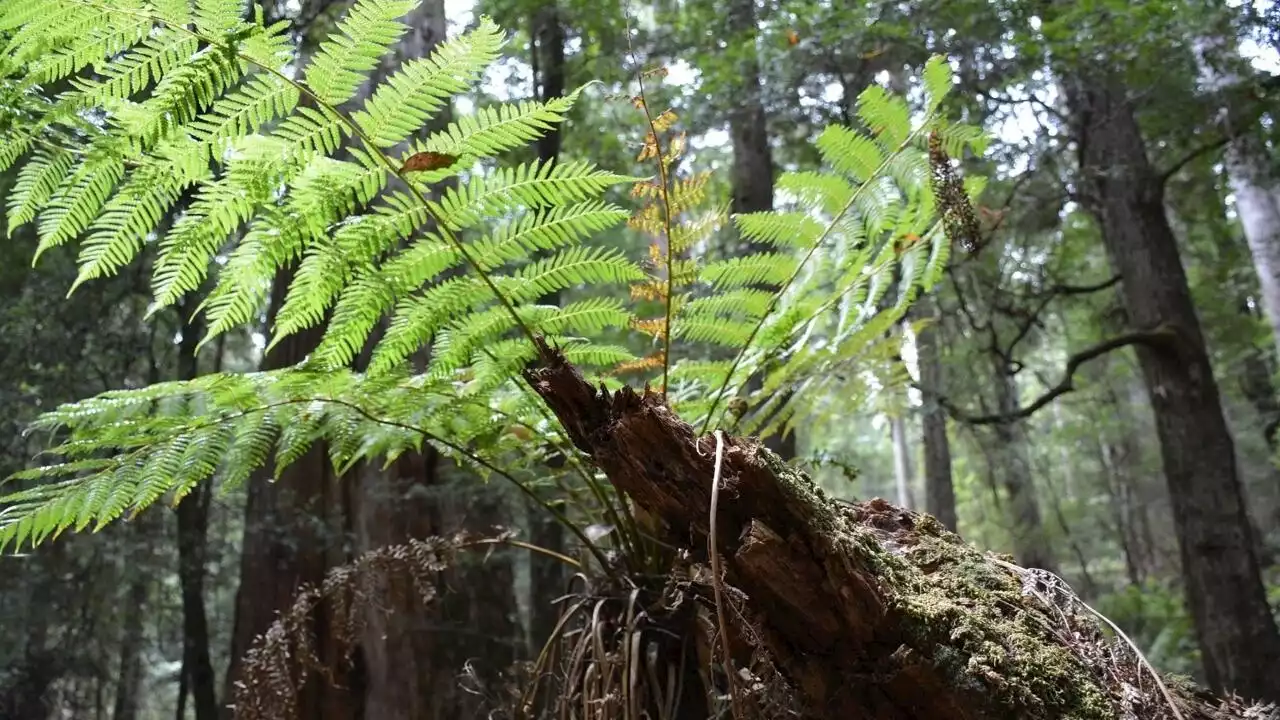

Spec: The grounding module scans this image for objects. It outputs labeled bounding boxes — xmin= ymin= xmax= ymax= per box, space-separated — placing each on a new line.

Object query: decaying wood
xmin=524 ymin=339 xmax=1278 ymax=720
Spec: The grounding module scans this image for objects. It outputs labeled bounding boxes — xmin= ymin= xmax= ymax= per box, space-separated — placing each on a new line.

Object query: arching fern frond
xmin=0 ymin=368 xmax=537 ymax=551
xmin=0 ymin=3 xmax=641 ymax=549
xmin=663 ymin=55 xmax=987 ymax=436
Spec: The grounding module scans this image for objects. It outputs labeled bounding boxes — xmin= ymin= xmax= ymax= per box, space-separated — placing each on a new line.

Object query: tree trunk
xmin=527 ymin=0 xmax=569 ymax=662
xmin=890 ymin=413 xmax=916 ymax=509
xmin=1196 ymin=37 xmax=1280 ymax=360
xmin=915 ymin=300 xmax=958 ymax=531
xmin=113 ymin=518 xmax=156 ymax=720
xmin=989 ymin=370 xmax=1057 ymax=573
xmin=1066 ymin=71 xmax=1280 ymax=702
xmin=174 ymin=300 xmax=219 ymax=720
xmin=726 ymin=0 xmax=793 ymax=459
xmin=522 ymin=340 xmax=1269 ymax=720
xmin=222 ymin=275 xmax=354 ymax=720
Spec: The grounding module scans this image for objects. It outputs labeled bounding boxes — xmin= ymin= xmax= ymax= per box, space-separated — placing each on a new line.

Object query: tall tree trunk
xmin=990 ymin=370 xmax=1057 ymax=573
xmin=174 ymin=299 xmax=218 ymax=720
xmin=222 ymin=275 xmax=354 ymax=720
xmin=915 ymin=300 xmax=958 ymax=530
xmin=113 ymin=518 xmax=156 ymax=720
xmin=890 ymin=413 xmax=916 ymax=509
xmin=348 ymin=4 xmax=519 ymax=716
xmin=1065 ymin=71 xmax=1280 ymax=702
xmin=527 ymin=0 xmax=569 ymax=663
xmin=726 ymin=0 xmax=792 ymax=459
xmin=1196 ymin=37 xmax=1280 ymax=360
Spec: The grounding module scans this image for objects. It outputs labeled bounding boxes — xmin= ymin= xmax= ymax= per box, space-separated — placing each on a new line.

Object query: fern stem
xmin=625 ymin=24 xmax=678 ymax=398
xmin=64 ymin=0 xmax=551 ymax=363
xmin=482 ymin=347 xmax=641 ymax=562
xmin=698 ymin=115 xmax=940 ymax=436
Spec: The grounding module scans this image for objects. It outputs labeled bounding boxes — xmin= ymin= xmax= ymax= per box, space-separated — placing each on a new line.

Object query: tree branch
xmin=935 ymin=327 xmax=1177 ymax=425
xmin=1158 ymin=135 xmax=1236 ymax=187
xmin=1001 ymin=274 xmax=1122 ymax=358
xmin=1157 ymin=73 xmax=1280 ymax=186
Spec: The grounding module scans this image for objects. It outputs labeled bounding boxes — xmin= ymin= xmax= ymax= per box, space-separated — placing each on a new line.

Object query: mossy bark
xmin=525 ymin=341 xmax=1268 ymax=720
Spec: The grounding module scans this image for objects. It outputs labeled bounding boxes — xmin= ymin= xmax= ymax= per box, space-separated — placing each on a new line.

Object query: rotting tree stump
xmin=524 ymin=340 xmax=1277 ymax=720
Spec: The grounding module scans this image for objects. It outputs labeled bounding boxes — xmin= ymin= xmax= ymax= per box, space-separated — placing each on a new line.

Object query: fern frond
xmin=353 ymin=16 xmax=505 ymax=148
xmin=857 ymin=84 xmax=912 ymax=151
xmin=409 ymin=87 xmax=581 ymax=159
xmin=302 ymin=0 xmax=416 ymax=106
xmin=194 ymin=0 xmax=248 ymax=37
xmin=34 ymin=153 xmax=127 ymax=262
xmin=7 ymin=145 xmax=75 ymax=228
xmin=189 ymin=74 xmax=301 ymax=158
xmin=699 ymin=253 xmax=798 ymax=291
xmin=71 ymin=174 xmax=186 ymax=291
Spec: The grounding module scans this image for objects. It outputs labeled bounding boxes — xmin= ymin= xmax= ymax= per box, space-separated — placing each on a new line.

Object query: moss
xmin=891 ymin=533 xmax=1115 ymax=719
xmin=751 ymin=444 xmax=1116 ymax=717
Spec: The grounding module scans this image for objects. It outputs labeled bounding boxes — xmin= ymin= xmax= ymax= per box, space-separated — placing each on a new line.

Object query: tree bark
xmin=915 ymin=300 xmax=958 ymax=531
xmin=725 ymin=0 xmax=793 ymax=459
xmin=1196 ymin=37 xmax=1280 ymax=360
xmin=527 ymin=0 xmax=569 ymax=662
xmin=1065 ymin=71 xmax=1280 ymax=702
xmin=989 ymin=370 xmax=1057 ymax=574
xmin=112 ymin=517 xmax=157 ymax=720
xmin=890 ymin=413 xmax=916 ymax=509
xmin=223 ymin=275 xmax=354 ymax=720
xmin=174 ymin=300 xmax=219 ymax=720
xmin=522 ymin=340 xmax=1271 ymax=720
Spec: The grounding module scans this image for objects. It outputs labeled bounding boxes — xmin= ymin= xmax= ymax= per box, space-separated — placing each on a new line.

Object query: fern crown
xmin=0 ymin=0 xmax=985 ymax=550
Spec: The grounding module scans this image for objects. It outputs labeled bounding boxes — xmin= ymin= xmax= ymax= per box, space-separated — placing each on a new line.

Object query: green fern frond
xmin=68 ymin=32 xmax=200 ymax=105
xmin=857 ymin=84 xmax=912 ymax=151
xmin=734 ymin=211 xmax=823 ymax=250
xmin=410 ymin=87 xmax=582 ymax=158
xmin=302 ymin=0 xmax=416 ymax=106
xmin=34 ymin=153 xmax=126 ymax=262
xmin=815 ymin=124 xmax=883 ymax=183
xmin=189 ymin=74 xmax=301 ymax=158
xmin=436 ymin=158 xmax=634 ymax=224
xmin=353 ymin=15 xmax=504 ymax=148
xmin=699 ymin=253 xmax=798 ymax=290
xmin=0 ymin=367 xmax=499 ymax=551
xmin=71 ymin=175 xmax=186 ymax=291
xmin=7 ymin=145 xmax=74 ymax=227
xmin=195 ymin=0 xmax=249 ymax=37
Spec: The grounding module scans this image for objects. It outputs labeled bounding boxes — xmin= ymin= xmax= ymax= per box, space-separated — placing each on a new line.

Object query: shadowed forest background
xmin=1 ymin=0 xmax=1280 ymax=718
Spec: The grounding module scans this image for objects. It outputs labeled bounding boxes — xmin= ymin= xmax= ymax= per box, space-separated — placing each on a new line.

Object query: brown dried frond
xmin=665 ymin=172 xmax=711 ymax=216
xmin=630 ymin=282 xmax=665 ymax=302
xmin=637 ymin=131 xmax=660 ymax=162
xmin=612 ymin=353 xmax=664 ymax=375
xmin=628 ymin=204 xmax=664 ymax=235
xmin=630 ymin=181 xmax=662 ymax=199
xmin=230 ymin=532 xmax=512 ymax=720
xmin=631 ymin=317 xmax=667 ymax=338
xmin=653 ymin=109 xmax=679 ymax=133
xmin=663 ymin=131 xmax=688 ymax=166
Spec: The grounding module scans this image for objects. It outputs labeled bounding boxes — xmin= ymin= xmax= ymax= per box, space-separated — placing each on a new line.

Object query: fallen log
xmin=524 ymin=340 xmax=1277 ymax=720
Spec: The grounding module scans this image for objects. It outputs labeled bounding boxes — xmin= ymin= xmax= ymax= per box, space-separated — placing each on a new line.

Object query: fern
xmin=0 ymin=2 xmax=983 ymax=552
xmin=0 ymin=2 xmax=643 ymax=550
xmin=664 ymin=56 xmax=987 ymax=437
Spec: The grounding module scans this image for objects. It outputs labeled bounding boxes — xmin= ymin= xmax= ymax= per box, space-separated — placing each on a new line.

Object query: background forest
xmin=1 ymin=0 xmax=1279 ymax=718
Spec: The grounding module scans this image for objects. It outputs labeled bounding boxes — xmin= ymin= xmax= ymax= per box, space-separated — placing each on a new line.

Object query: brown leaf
xmin=399 ymin=151 xmax=459 ymax=173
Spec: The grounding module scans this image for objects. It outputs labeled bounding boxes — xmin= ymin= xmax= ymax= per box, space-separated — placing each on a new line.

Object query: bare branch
xmin=931 ymin=327 xmax=1177 ymax=425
